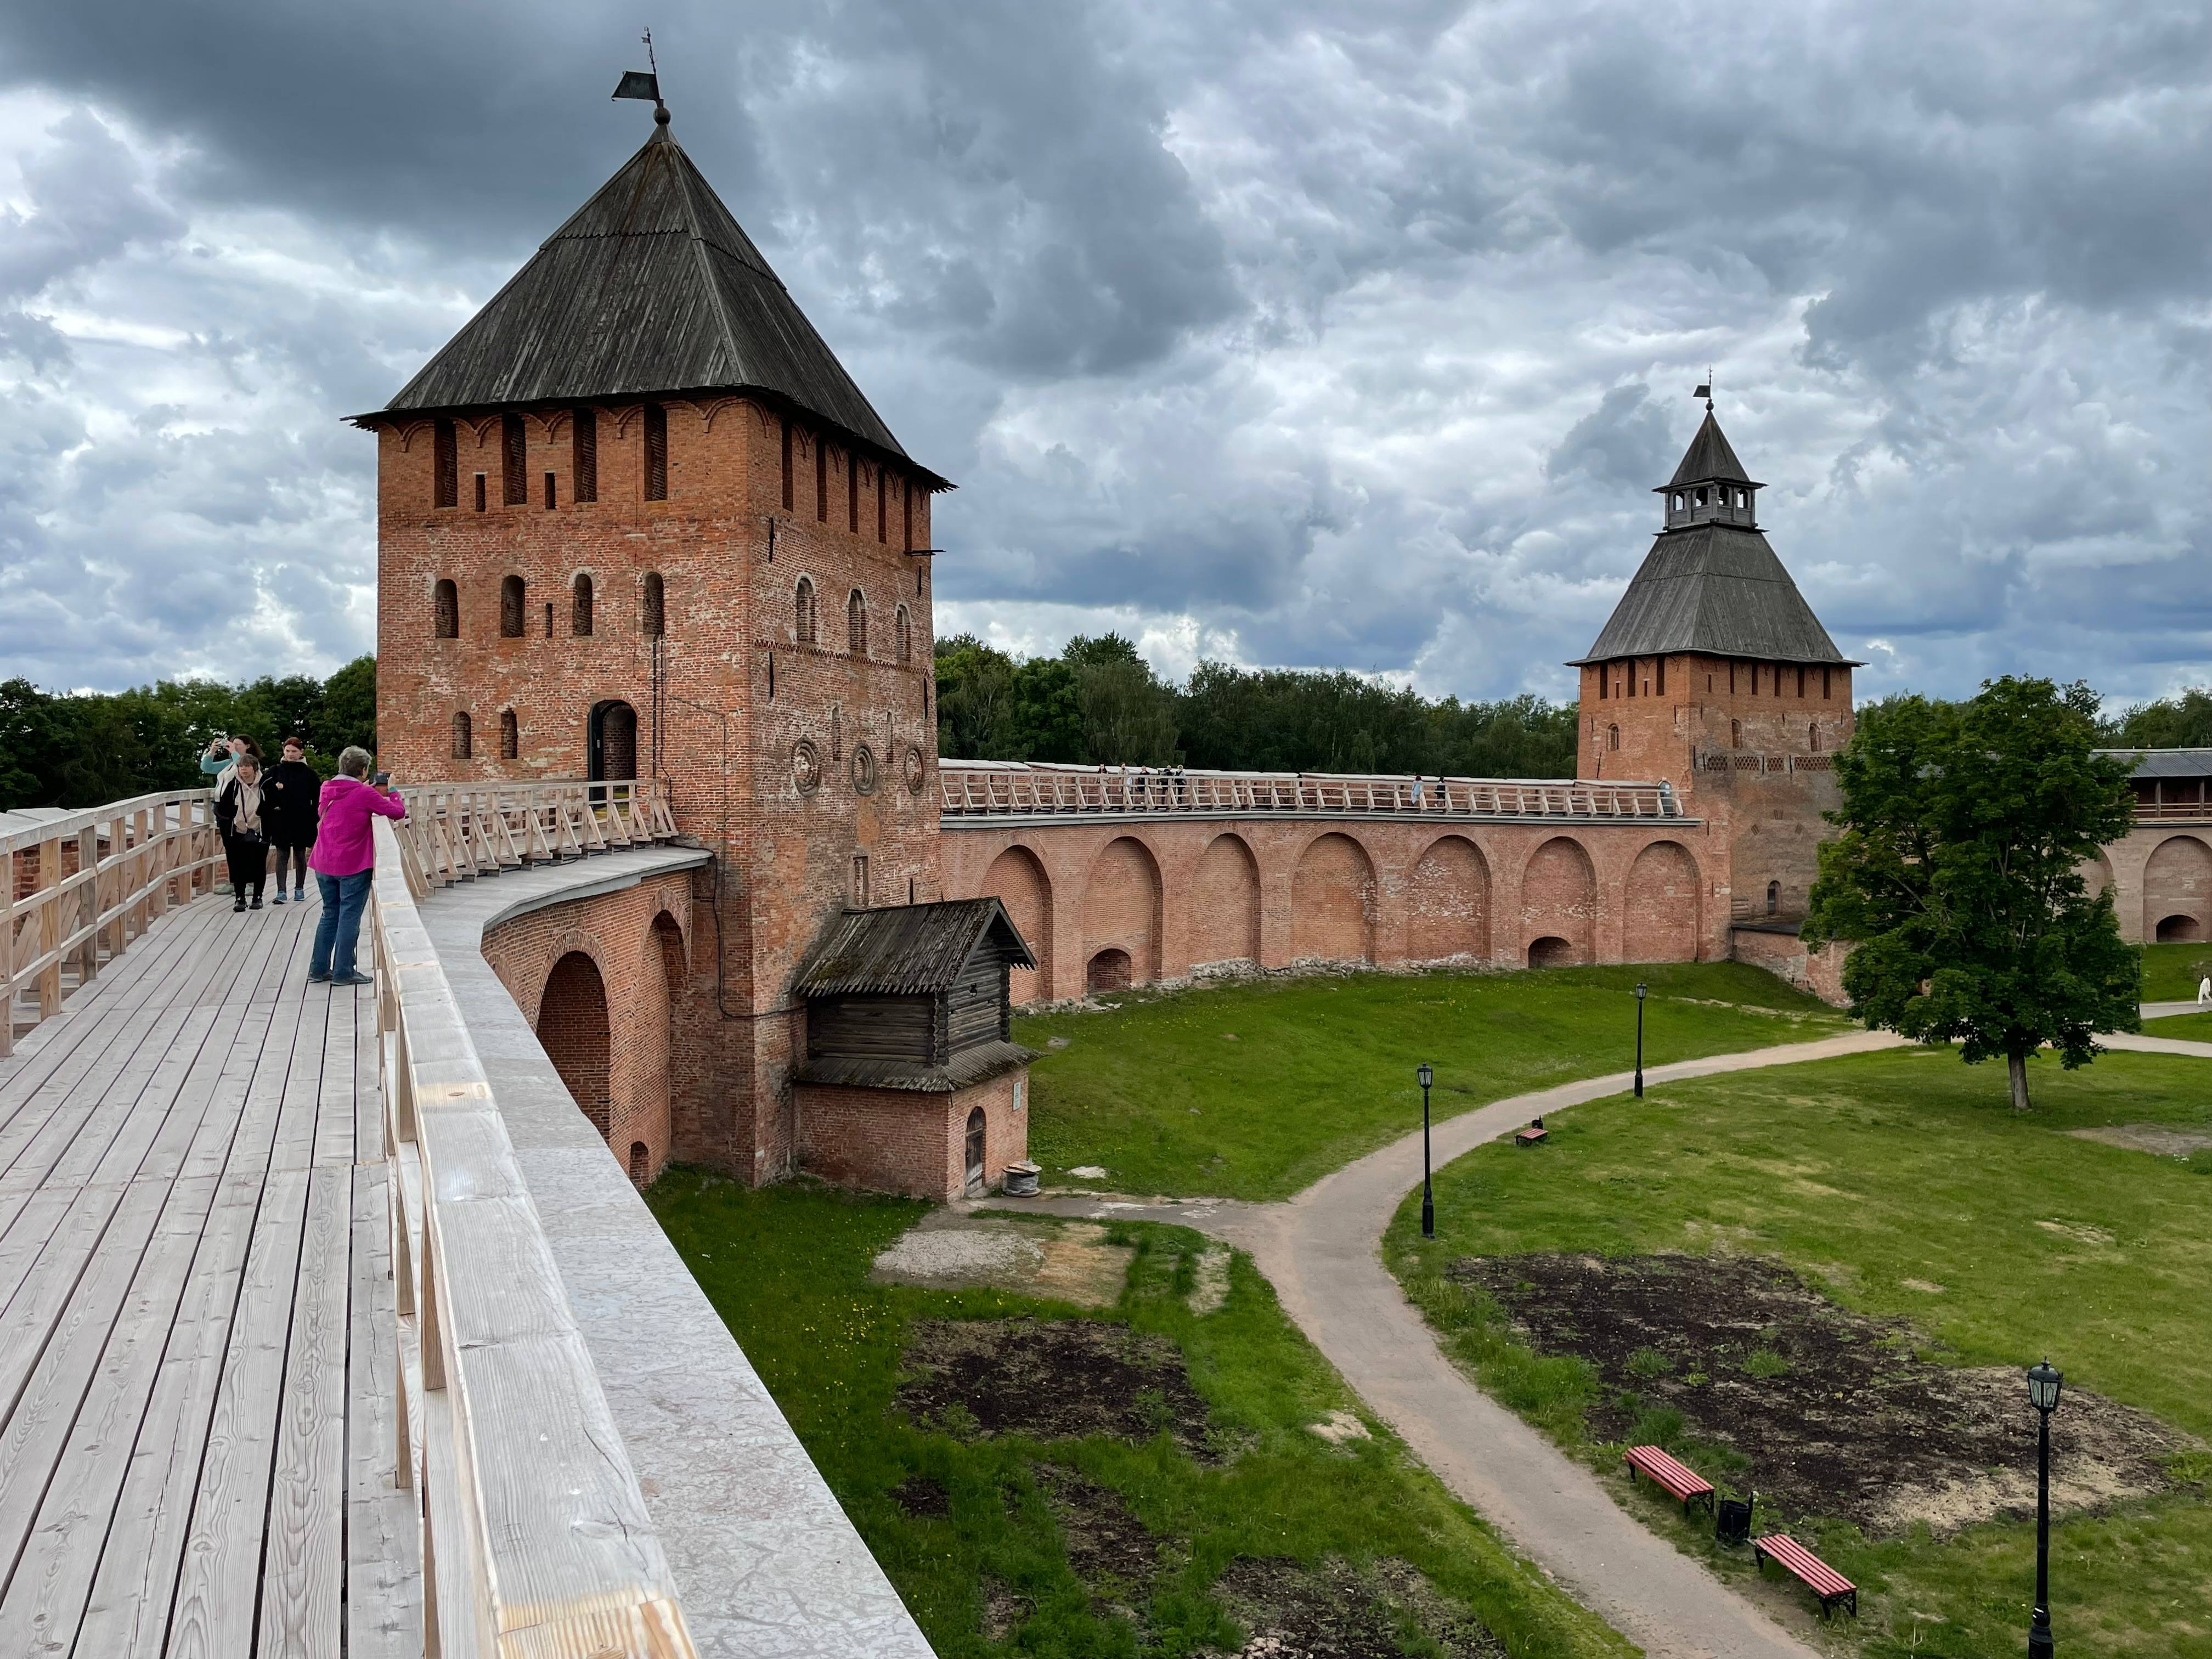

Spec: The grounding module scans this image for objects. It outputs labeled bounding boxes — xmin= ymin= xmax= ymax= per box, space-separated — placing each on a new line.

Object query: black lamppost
xmin=2027 ymin=1358 xmax=2063 ymax=1658
xmin=1417 ymin=1063 xmax=1435 ymax=1239
xmin=1633 ymin=981 xmax=1648 ymax=1098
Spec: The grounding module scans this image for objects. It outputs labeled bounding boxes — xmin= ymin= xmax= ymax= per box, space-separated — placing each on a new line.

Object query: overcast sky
xmin=2 ymin=1 xmax=2206 ymax=709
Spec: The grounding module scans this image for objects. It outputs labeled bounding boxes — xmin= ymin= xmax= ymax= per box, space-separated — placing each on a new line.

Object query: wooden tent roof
xmin=794 ymin=898 xmax=1036 ymax=998
xmin=368 ymin=121 xmax=945 ymax=486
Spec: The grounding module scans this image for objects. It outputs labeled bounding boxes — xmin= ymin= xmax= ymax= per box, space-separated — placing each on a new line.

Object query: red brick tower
xmin=355 ymin=104 xmax=951 ymax=1180
xmin=1570 ymin=403 xmax=1859 ymax=922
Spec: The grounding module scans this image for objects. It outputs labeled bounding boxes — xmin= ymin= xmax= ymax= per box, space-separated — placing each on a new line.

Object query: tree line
xmin=0 ymin=657 xmax=377 ymax=811
xmin=934 ymin=633 xmax=1583 ymax=777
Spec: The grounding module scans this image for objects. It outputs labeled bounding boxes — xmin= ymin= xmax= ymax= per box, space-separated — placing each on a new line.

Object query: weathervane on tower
xmin=1692 ymin=369 xmax=1714 ymax=412
xmin=613 ymin=28 xmax=669 ymax=125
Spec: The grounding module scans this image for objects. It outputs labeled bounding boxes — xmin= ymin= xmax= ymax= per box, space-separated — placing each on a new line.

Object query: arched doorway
xmin=964 ymin=1107 xmax=986 ymax=1195
xmin=538 ymin=952 xmax=611 ymax=1138
xmin=589 ymin=699 xmax=638 ymax=784
xmin=1087 ymin=949 xmax=1132 ymax=993
xmin=2157 ymin=914 xmax=2203 ymax=943
xmin=1528 ymin=936 xmax=1575 ymax=967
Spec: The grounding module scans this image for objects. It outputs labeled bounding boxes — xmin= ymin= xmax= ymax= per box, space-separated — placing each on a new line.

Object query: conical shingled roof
xmin=375 ymin=123 xmax=939 ymax=482
xmin=1664 ymin=409 xmax=1754 ymax=487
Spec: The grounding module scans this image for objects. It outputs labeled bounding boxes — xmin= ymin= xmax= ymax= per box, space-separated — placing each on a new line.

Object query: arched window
xmin=1607 ymin=724 xmax=1621 ymax=752
xmin=847 ymin=589 xmax=868 ymax=656
xmin=499 ymin=708 xmax=518 ymax=760
xmin=795 ymin=577 xmax=817 ymax=645
xmin=1730 ymin=719 xmax=1742 ymax=749
xmin=433 ymin=579 xmax=459 ymax=639
xmin=452 ymin=711 xmax=472 ymax=759
xmin=1766 ymin=880 xmax=1780 ymax=917
xmin=895 ymin=605 xmax=912 ymax=664
xmin=500 ymin=574 xmax=524 ymax=638
xmin=642 ymin=571 xmax=664 ymax=637
xmin=572 ymin=573 xmax=594 ymax=636
xmin=1809 ymin=723 xmax=1822 ymax=753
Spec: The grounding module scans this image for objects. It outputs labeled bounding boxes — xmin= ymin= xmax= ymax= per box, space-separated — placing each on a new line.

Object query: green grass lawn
xmin=649 ymin=1173 xmax=1630 ymax=1659
xmin=2138 ymin=940 xmax=2212 ymax=1001
xmin=1014 ymin=963 xmax=1848 ymax=1200
xmin=2143 ymin=1008 xmax=2212 ymax=1040
xmin=1387 ymin=1047 xmax=2212 ymax=1657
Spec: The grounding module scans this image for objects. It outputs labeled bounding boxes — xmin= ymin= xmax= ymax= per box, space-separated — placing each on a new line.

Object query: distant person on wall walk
xmin=308 ymin=747 xmax=405 ymax=987
xmin=214 ymin=753 xmax=269 ymax=911
xmin=264 ymin=735 xmax=320 ymax=905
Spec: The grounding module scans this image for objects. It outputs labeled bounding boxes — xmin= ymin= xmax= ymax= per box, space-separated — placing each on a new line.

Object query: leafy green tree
xmin=1007 ymin=657 xmax=1084 ymax=762
xmin=0 ymin=658 xmax=379 ymax=810
xmin=2107 ymin=686 xmax=2212 ymax=749
xmin=934 ymin=635 xmax=1019 ymax=759
xmin=1802 ymin=677 xmax=2140 ymax=1111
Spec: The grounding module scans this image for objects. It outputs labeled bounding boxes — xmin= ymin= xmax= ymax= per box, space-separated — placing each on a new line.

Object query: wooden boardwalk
xmin=0 ymin=887 xmax=416 ymax=1657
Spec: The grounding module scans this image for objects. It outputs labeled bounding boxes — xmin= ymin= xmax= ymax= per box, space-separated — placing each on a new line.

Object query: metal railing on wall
xmin=392 ymin=778 xmax=679 ymax=893
xmin=938 ymin=761 xmax=1683 ymax=822
xmin=1693 ymin=751 xmax=1836 ymax=775
xmin=1 ymin=790 xmax=225 ymax=1054
xmin=370 ymin=814 xmax=697 ymax=1657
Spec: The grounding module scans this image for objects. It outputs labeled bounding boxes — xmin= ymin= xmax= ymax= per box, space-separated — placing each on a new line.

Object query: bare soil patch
xmin=1210 ymin=1556 xmax=1505 ymax=1658
xmin=2068 ymin=1123 xmax=2212 ymax=1158
xmin=1452 ymin=1252 xmax=2190 ymax=1534
xmin=889 ymin=1474 xmax=949 ymax=1517
xmin=898 ymin=1317 xmax=1216 ymax=1458
xmin=980 ymin=1577 xmax=1030 ymax=1641
xmin=1035 ymin=1464 xmax=1169 ymax=1612
xmin=872 ymin=1215 xmax=1134 ymax=1307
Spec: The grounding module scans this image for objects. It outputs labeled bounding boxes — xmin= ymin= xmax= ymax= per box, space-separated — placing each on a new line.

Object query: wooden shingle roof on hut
xmin=364 ymin=121 xmax=945 ymax=486
xmin=794 ymin=898 xmax=1036 ymax=998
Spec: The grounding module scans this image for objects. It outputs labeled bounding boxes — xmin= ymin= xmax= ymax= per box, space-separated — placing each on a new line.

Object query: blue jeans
xmin=311 ymin=869 xmax=374 ymax=980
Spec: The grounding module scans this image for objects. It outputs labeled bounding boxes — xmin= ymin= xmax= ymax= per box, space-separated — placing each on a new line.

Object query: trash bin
xmin=1002 ymin=1160 xmax=1041 ymax=1197
xmin=1716 ymin=1494 xmax=1754 ymax=1547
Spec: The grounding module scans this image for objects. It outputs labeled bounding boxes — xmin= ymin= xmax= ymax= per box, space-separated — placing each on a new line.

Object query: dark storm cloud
xmin=1 ymin=0 xmax=2207 ymax=707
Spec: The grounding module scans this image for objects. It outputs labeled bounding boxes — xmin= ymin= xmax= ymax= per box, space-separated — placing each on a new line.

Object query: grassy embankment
xmin=1014 ymin=962 xmax=1849 ymax=1200
xmin=1387 ymin=1046 xmax=2212 ymax=1657
xmin=650 ymin=1176 xmax=1633 ymax=1659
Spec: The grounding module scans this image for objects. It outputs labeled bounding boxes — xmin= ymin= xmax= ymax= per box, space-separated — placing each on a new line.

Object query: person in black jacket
xmin=215 ymin=752 xmax=270 ymax=911
xmin=263 ymin=735 xmax=320 ymax=905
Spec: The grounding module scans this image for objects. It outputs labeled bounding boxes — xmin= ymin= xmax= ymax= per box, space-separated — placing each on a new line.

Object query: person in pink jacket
xmin=308 ymin=746 xmax=407 ymax=986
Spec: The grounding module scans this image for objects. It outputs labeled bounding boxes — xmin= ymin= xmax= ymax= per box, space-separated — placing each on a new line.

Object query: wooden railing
xmin=939 ymin=761 xmax=1683 ymax=821
xmin=370 ymin=815 xmax=696 ymax=1657
xmin=2131 ymin=799 xmax=2212 ymax=821
xmin=392 ymin=779 xmax=680 ymax=894
xmin=2 ymin=790 xmax=225 ymax=1055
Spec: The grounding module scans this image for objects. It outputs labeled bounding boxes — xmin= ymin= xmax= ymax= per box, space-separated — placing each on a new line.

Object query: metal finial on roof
xmin=1692 ymin=369 xmax=1713 ymax=411
xmin=613 ymin=27 xmax=668 ymax=125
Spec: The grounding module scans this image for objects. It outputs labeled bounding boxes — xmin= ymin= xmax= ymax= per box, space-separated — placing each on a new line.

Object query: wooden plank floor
xmin=0 ymin=888 xmax=419 ymax=1657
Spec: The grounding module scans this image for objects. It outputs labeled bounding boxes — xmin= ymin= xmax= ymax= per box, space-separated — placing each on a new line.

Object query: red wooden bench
xmin=1514 ymin=1121 xmax=1548 ymax=1147
xmin=1753 ymin=1533 xmax=1857 ymax=1620
xmin=1622 ymin=1444 xmax=1713 ymax=1515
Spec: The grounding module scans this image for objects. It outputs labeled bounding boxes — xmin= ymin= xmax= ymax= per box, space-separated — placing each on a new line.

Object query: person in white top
xmin=2197 ymin=975 xmax=2209 ymax=1007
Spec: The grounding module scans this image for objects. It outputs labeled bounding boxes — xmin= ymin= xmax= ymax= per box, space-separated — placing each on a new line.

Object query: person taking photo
xmin=308 ymin=748 xmax=405 ymax=986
